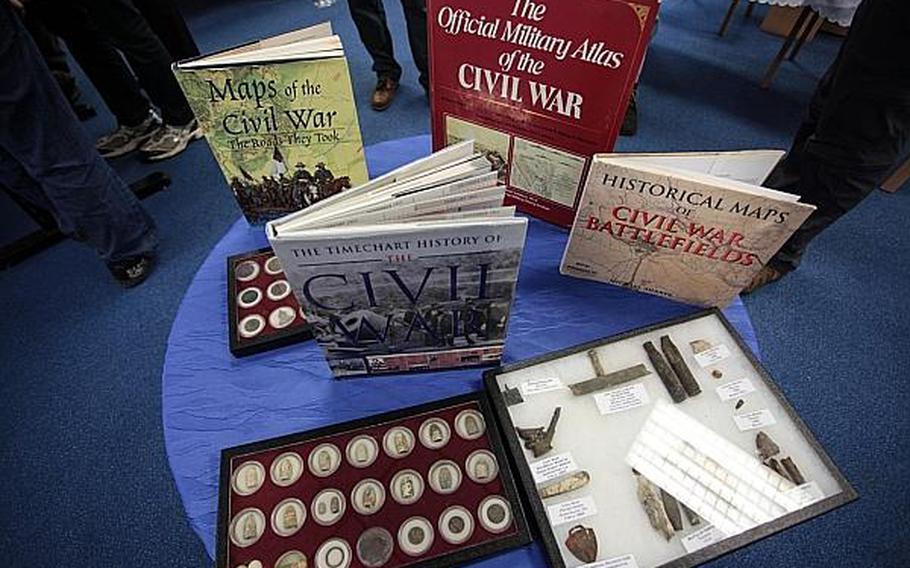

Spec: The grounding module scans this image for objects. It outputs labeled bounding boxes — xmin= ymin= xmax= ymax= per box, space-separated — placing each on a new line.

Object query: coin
xmin=478 ymin=495 xmax=512 ymax=534
xmin=238 ymin=314 xmax=266 ymax=338
xmin=274 ymin=550 xmax=307 ymax=568
xmin=269 ymin=306 xmax=297 ymax=329
xmin=264 ymin=256 xmax=283 ymax=275
xmin=356 ymin=527 xmax=393 ymax=567
xmin=238 ymin=286 xmax=263 ymax=309
xmin=308 ymin=443 xmax=341 ymax=477
xmin=345 ymin=435 xmax=379 ymax=469
xmin=454 ymin=409 xmax=485 ymax=440
xmin=465 ymin=449 xmax=499 ymax=484
xmin=229 ymin=507 xmax=265 ymax=548
xmin=267 ymin=279 xmax=292 ymax=301
xmin=390 ymin=469 xmax=424 ymax=505
xmin=382 ymin=426 xmax=415 ymax=458
xmin=438 ymin=505 xmax=474 ymax=545
xmin=397 ymin=516 xmax=434 ymax=556
xmin=418 ymin=417 xmax=451 ymax=450
xmin=315 ymin=538 xmax=352 ymax=568
xmin=428 ymin=460 xmax=462 ymax=495
xmin=235 ymin=260 xmax=259 ymax=282
xmin=351 ymin=479 xmax=386 ymax=516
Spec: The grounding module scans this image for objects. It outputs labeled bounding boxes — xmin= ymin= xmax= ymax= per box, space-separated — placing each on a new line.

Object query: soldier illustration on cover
xmin=228 ymin=147 xmax=352 ymax=224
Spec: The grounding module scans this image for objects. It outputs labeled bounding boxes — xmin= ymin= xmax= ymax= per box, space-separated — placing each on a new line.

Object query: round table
xmin=162 ymin=135 xmax=761 ymax=562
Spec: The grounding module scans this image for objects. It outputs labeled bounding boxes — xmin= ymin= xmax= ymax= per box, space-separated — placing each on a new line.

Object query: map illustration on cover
xmin=175 ymin=56 xmax=369 ymax=224
xmin=428 ymin=0 xmax=659 ymax=227
xmin=279 ymin=220 xmax=528 ymax=377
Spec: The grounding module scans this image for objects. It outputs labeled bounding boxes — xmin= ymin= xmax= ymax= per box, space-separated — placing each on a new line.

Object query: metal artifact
xmin=634 ymin=471 xmax=675 ymax=540
xmin=503 ymin=385 xmax=524 ymax=406
xmin=643 ymin=341 xmax=687 ymax=403
xmin=781 ymin=457 xmax=806 ymax=485
xmin=564 ymin=525 xmax=598 ymax=563
xmin=690 ymin=339 xmax=713 ymax=354
xmin=756 ymin=431 xmax=781 ymax=461
xmin=765 ymin=457 xmax=789 ymax=480
xmin=711 ymin=369 xmax=724 ymax=379
xmin=537 ymin=471 xmax=590 ymax=499
xmin=660 ymin=488 xmax=683 ymax=532
xmin=568 ymin=353 xmax=650 ymax=396
xmin=516 ymin=407 xmax=561 ymax=458
xmin=660 ymin=335 xmax=701 ymax=397
xmin=680 ymin=503 xmax=701 ymax=526
xmin=735 ymin=399 xmax=745 ymax=410
xmin=356 ymin=527 xmax=394 ymax=568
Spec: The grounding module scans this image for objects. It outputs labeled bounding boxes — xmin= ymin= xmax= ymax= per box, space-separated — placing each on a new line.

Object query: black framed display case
xmin=215 ymin=392 xmax=532 ymax=568
xmin=227 ymin=247 xmax=312 ymax=357
xmin=483 ymin=308 xmax=857 ymax=568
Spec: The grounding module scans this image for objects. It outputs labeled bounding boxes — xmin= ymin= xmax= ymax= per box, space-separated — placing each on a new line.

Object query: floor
xmin=0 ymin=0 xmax=907 ymax=566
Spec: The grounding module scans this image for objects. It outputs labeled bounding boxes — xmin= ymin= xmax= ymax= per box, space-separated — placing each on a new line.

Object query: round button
xmin=438 ymin=505 xmax=475 ymax=545
xmin=235 ymin=260 xmax=260 ymax=282
xmin=231 ymin=461 xmax=265 ymax=496
xmin=397 ymin=516 xmax=434 ymax=557
xmin=315 ymin=538 xmax=352 ymax=568
xmin=238 ymin=314 xmax=266 ymax=339
xmin=267 ymin=279 xmax=292 ymax=301
xmin=478 ymin=495 xmax=513 ymax=534
xmin=229 ymin=507 xmax=266 ymax=548
xmin=356 ymin=527 xmax=394 ymax=567
xmin=264 ymin=256 xmax=284 ymax=275
xmin=237 ymin=286 xmax=263 ymax=309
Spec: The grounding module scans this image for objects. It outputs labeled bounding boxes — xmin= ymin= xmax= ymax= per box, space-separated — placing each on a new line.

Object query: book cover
xmin=175 ymin=55 xmax=369 ymax=224
xmin=271 ymin=219 xmax=528 ymax=377
xmin=560 ymin=156 xmax=816 ymax=307
xmin=428 ymin=0 xmax=659 ymax=227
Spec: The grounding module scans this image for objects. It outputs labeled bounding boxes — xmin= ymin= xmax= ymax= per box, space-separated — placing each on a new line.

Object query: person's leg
xmin=348 ymin=0 xmax=403 ymax=110
xmin=133 ymin=0 xmax=200 ymax=60
xmin=400 ymin=0 xmax=429 ymax=92
xmin=760 ymin=0 xmax=910 ymax=277
xmin=0 ymin=4 xmax=158 ymax=280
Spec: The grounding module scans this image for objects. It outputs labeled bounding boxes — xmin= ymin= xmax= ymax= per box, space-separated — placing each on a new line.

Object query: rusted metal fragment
xmin=565 ymin=525 xmax=598 ymax=563
xmin=569 ymin=363 xmax=650 ymax=396
xmin=538 ymin=471 xmax=591 ymax=499
xmin=516 ymin=407 xmax=561 ymax=458
xmin=756 ymin=431 xmax=781 ymax=461
xmin=660 ymin=488 xmax=683 ymax=532
xmin=643 ymin=341 xmax=687 ymax=403
xmin=781 ymin=457 xmax=806 ymax=485
xmin=660 ymin=335 xmax=701 ymax=397
xmin=680 ymin=502 xmax=701 ymax=527
xmin=634 ymin=472 xmax=675 ymax=540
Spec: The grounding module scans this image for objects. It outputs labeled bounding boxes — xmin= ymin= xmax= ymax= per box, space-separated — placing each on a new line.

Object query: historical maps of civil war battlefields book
xmin=173 ymin=23 xmax=368 ymax=224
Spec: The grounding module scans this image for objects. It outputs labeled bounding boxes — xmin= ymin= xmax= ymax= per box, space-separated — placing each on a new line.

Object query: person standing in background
xmin=348 ymin=0 xmax=429 ymax=110
xmin=745 ymin=0 xmax=910 ymax=292
xmin=1 ymin=0 xmax=159 ymax=286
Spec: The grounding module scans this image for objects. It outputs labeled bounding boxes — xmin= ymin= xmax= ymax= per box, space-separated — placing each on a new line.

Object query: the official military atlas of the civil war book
xmin=173 ymin=23 xmax=369 ymax=224
xmin=560 ymin=150 xmax=817 ymax=307
xmin=267 ymin=141 xmax=528 ymax=378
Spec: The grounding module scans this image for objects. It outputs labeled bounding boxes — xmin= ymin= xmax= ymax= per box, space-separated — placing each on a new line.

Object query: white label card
xmin=693 ymin=344 xmax=731 ymax=367
xmin=733 ymin=409 xmax=777 ymax=431
xmin=530 ymin=453 xmax=579 ymax=484
xmin=785 ymin=481 xmax=825 ymax=508
xmin=715 ymin=378 xmax=756 ymax=401
xmin=680 ymin=524 xmax=727 ymax=553
xmin=594 ymin=383 xmax=650 ymax=415
xmin=581 ymin=554 xmax=639 ymax=568
xmin=519 ymin=377 xmax=565 ymax=396
xmin=547 ymin=496 xmax=597 ymax=526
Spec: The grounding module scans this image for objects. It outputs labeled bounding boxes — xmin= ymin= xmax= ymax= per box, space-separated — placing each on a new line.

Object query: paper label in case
xmin=693 ymin=344 xmax=731 ymax=367
xmin=530 ymin=452 xmax=578 ymax=484
xmin=715 ymin=378 xmax=756 ymax=401
xmin=680 ymin=524 xmax=727 ymax=553
xmin=594 ymin=383 xmax=649 ymax=415
xmin=733 ymin=409 xmax=776 ymax=431
xmin=520 ymin=376 xmax=565 ymax=396
xmin=581 ymin=554 xmax=639 ymax=568
xmin=547 ymin=496 xmax=597 ymax=526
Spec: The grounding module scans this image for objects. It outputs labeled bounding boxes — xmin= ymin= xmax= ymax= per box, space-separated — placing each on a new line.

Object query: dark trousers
xmin=0 ymin=4 xmax=158 ymax=264
xmin=33 ymin=0 xmax=194 ymax=127
xmin=348 ymin=0 xmax=429 ymax=90
xmin=765 ymin=0 xmax=910 ymax=273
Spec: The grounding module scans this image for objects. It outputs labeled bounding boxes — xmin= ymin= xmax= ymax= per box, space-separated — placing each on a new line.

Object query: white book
xmin=268 ymin=141 xmax=528 ymax=377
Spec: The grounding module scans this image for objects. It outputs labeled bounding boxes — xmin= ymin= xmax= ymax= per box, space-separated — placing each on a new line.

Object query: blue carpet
xmin=1 ymin=0 xmax=907 ymax=566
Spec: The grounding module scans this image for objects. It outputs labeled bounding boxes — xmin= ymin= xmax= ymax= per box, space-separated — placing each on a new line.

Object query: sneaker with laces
xmin=139 ymin=119 xmax=203 ymax=162
xmin=95 ymin=111 xmax=162 ymax=158
xmin=108 ymin=254 xmax=156 ymax=288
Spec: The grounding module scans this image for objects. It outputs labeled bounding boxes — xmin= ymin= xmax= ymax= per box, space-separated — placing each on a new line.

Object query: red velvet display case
xmin=227 ymin=247 xmax=312 ymax=357
xmin=215 ymin=393 xmax=531 ymax=568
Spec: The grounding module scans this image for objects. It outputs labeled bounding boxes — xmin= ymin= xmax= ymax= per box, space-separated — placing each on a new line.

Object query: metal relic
xmin=564 ymin=525 xmax=598 ymax=563
xmin=660 ymin=488 xmax=683 ymax=532
xmin=643 ymin=341 xmax=688 ymax=403
xmin=689 ymin=339 xmax=713 ymax=354
xmin=503 ymin=384 xmax=524 ymax=406
xmin=781 ymin=457 xmax=806 ymax=485
xmin=756 ymin=431 xmax=781 ymax=461
xmin=465 ymin=415 xmax=480 ymax=436
xmin=568 ymin=350 xmax=650 ymax=395
xmin=680 ymin=502 xmax=701 ymax=526
xmin=356 ymin=527 xmax=394 ymax=568
xmin=283 ymin=505 xmax=299 ymax=529
xmin=634 ymin=471 xmax=675 ymax=540
xmin=487 ymin=503 xmax=507 ymax=524
xmin=735 ymin=399 xmax=745 ymax=410
xmin=330 ymin=496 xmax=340 ymax=514
xmin=765 ymin=457 xmax=788 ymax=479
xmin=516 ymin=407 xmax=561 ymax=457
xmin=712 ymin=369 xmax=724 ymax=379
xmin=660 ymin=335 xmax=701 ymax=397
xmin=538 ymin=471 xmax=591 ymax=499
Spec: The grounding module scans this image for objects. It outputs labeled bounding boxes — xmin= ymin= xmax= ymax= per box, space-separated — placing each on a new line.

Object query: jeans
xmin=0 ymin=3 xmax=158 ymax=265
xmin=765 ymin=0 xmax=910 ymax=273
xmin=348 ymin=0 xmax=429 ymax=90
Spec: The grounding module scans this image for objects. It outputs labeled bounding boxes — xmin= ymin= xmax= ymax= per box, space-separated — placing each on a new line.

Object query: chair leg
xmin=761 ymin=6 xmax=812 ymax=89
xmin=788 ymin=11 xmax=820 ymax=60
xmin=745 ymin=0 xmax=755 ymax=18
xmin=718 ymin=0 xmax=741 ymax=37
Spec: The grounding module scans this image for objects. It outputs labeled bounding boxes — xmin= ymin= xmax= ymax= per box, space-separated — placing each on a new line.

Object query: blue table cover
xmin=162 ymin=135 xmax=760 ymax=561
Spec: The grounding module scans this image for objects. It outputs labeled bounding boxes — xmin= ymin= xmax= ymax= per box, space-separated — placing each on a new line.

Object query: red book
xmin=429 ymin=0 xmax=660 ymax=227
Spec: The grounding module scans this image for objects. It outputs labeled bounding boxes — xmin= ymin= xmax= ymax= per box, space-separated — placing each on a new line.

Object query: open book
xmin=560 ymin=150 xmax=816 ymax=307
xmin=173 ymin=23 xmax=368 ymax=224
xmin=267 ymin=141 xmax=528 ymax=377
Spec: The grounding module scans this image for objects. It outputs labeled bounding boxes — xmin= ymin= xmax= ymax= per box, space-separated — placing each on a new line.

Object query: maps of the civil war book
xmin=560 ymin=151 xmax=817 ymax=307
xmin=267 ymin=141 xmax=528 ymax=378
xmin=173 ymin=23 xmax=369 ymax=224
xmin=428 ymin=0 xmax=659 ymax=227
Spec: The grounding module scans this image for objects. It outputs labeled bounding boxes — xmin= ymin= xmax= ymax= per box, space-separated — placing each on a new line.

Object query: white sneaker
xmin=95 ymin=110 xmax=162 ymax=158
xmin=139 ymin=118 xmax=203 ymax=162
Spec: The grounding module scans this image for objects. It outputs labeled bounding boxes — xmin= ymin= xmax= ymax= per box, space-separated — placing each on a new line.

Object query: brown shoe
xmin=742 ymin=265 xmax=783 ymax=294
xmin=371 ymin=77 xmax=399 ymax=111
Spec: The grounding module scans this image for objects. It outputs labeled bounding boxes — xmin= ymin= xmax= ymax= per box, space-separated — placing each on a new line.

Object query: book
xmin=427 ymin=0 xmax=659 ymax=227
xmin=560 ymin=150 xmax=817 ymax=307
xmin=173 ymin=23 xmax=369 ymax=224
xmin=267 ymin=141 xmax=528 ymax=377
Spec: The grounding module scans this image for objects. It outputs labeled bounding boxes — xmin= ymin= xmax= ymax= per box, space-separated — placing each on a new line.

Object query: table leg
xmin=760 ymin=6 xmax=812 ymax=89
xmin=788 ymin=11 xmax=820 ymax=61
xmin=718 ymin=0 xmax=741 ymax=36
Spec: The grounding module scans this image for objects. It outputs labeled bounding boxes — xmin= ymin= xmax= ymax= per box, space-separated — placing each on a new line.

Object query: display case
xmin=483 ymin=309 xmax=856 ymax=568
xmin=215 ymin=393 xmax=531 ymax=568
xmin=227 ymin=247 xmax=312 ymax=357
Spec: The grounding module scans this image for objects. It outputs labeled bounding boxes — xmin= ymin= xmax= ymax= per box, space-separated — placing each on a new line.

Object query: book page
xmin=605 ymin=150 xmax=784 ymax=187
